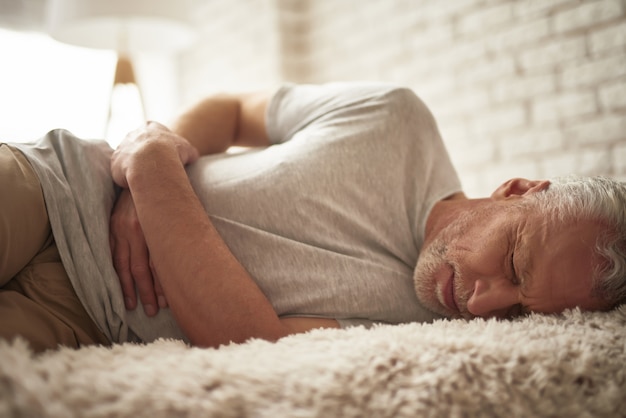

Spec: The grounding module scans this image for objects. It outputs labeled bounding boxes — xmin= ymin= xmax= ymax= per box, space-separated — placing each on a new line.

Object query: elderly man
xmin=1 ymin=83 xmax=625 ymax=352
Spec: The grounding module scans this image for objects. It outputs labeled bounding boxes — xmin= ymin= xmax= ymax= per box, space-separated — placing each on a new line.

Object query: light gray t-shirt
xmin=12 ymin=82 xmax=462 ymax=343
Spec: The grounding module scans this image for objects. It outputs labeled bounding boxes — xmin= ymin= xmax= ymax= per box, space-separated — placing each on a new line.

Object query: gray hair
xmin=526 ymin=175 xmax=626 ymax=308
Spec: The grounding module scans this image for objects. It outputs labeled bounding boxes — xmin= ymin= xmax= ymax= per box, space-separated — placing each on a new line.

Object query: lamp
xmin=46 ymin=0 xmax=194 ymax=52
xmin=46 ymin=0 xmax=194 ymax=144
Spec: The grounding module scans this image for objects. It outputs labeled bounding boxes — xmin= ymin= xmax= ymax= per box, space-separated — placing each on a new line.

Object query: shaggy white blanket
xmin=1 ymin=307 xmax=625 ymax=418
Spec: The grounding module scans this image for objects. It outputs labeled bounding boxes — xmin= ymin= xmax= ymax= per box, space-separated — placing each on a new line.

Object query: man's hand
xmin=111 ymin=121 xmax=199 ymax=189
xmin=110 ymin=189 xmax=167 ymax=316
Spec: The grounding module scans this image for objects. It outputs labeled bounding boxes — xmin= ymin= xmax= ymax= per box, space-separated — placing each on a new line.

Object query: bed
xmin=1 ymin=305 xmax=624 ymax=417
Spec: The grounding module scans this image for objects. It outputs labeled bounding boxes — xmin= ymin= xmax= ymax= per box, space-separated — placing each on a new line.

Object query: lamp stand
xmin=105 ymin=54 xmax=146 ymax=145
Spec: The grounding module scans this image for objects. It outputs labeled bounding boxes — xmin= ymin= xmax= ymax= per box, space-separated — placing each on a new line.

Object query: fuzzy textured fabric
xmin=1 ymin=306 xmax=625 ymax=418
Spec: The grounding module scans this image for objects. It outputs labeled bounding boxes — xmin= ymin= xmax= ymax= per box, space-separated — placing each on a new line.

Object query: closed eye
xmin=509 ymin=250 xmax=530 ymax=317
xmin=510 ymin=251 xmax=520 ymax=286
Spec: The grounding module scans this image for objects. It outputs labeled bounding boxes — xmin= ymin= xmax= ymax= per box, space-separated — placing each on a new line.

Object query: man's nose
xmin=466 ymin=278 xmax=519 ymax=318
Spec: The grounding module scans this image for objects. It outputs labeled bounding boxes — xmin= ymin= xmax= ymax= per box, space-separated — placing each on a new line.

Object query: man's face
xmin=413 ymin=196 xmax=611 ymax=320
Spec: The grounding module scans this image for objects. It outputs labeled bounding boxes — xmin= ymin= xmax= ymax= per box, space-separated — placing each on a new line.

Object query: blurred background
xmin=0 ymin=0 xmax=624 ymax=197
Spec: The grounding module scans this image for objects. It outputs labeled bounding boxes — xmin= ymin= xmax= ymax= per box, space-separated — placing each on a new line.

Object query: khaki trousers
xmin=0 ymin=144 xmax=110 ymax=352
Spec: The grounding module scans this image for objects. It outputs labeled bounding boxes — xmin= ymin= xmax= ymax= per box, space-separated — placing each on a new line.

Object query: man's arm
xmin=111 ymin=92 xmax=272 ymax=315
xmin=109 ymin=92 xmax=340 ymax=341
xmin=171 ymin=91 xmax=272 ymax=154
xmin=111 ymin=123 xmax=337 ymax=347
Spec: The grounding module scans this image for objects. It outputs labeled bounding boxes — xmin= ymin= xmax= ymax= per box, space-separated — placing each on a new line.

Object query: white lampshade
xmin=46 ymin=0 xmax=194 ymax=53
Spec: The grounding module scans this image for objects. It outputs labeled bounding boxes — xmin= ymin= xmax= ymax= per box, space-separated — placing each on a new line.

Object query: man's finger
xmin=133 ymin=269 xmax=158 ymax=317
xmin=111 ymin=240 xmax=138 ymax=310
xmin=130 ymin=244 xmax=158 ymax=317
xmin=151 ymin=264 xmax=168 ymax=309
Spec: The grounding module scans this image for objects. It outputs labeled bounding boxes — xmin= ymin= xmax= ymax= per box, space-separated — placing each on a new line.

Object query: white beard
xmin=413 ymin=238 xmax=451 ymax=317
xmin=413 ymin=212 xmax=472 ymax=318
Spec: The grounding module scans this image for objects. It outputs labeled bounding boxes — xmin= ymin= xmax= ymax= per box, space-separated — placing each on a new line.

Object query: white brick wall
xmin=179 ymin=0 xmax=626 ymax=197
xmin=179 ymin=0 xmax=282 ymax=102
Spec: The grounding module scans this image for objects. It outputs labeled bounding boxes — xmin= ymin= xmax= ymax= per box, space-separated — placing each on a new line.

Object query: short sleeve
xmin=265 ymin=82 xmax=405 ymax=145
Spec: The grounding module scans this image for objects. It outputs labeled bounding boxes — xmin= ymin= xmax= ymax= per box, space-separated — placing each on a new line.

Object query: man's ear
xmin=491 ymin=178 xmax=550 ymax=200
